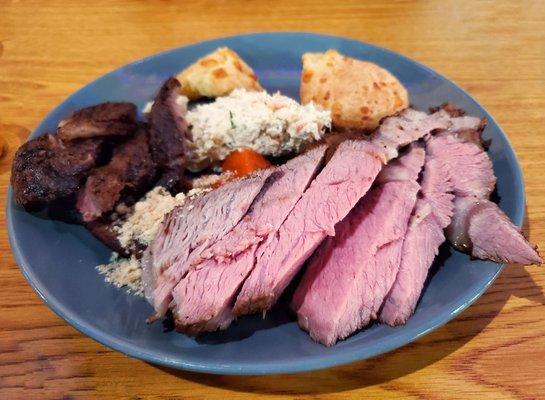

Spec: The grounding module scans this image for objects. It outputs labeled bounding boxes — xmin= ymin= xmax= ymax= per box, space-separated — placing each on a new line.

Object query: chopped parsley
xmin=229 ymin=110 xmax=236 ymax=129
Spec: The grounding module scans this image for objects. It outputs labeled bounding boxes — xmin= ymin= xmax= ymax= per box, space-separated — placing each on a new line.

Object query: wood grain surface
xmin=1 ymin=1 xmax=544 ymax=398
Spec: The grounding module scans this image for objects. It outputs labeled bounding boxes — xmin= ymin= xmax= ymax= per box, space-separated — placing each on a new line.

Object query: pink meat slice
xmin=380 ymin=148 xmax=455 ymax=326
xmin=375 ymin=144 xmax=426 ymax=185
xmin=291 ymin=146 xmax=423 ymax=346
xmin=469 ymin=201 xmax=541 ymax=264
xmin=447 ymin=197 xmax=542 ymax=264
xmin=371 ymin=238 xmax=404 ymax=315
xmin=426 ymin=133 xmax=496 ymax=198
xmin=427 ymin=133 xmax=541 ymax=265
xmin=292 ymin=182 xmax=420 ymax=345
xmin=379 ymin=204 xmax=446 ymax=326
xmin=233 ymin=140 xmax=386 ymax=317
xmin=371 ymin=108 xmax=451 ymax=161
xmin=141 ymin=168 xmax=274 ymax=318
xmin=367 ymin=145 xmax=428 ymax=316
xmin=232 ymin=108 xmax=458 ymax=320
xmin=170 ymin=146 xmax=327 ymax=334
xmin=419 ymin=156 xmax=455 ymax=229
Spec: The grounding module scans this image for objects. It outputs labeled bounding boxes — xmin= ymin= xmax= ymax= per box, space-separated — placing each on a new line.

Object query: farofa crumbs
xmin=97 ymin=186 xmax=210 ymax=293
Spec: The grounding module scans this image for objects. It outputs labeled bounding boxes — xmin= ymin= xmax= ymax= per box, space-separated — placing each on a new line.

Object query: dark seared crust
xmin=77 ymin=129 xmax=156 ymax=222
xmin=174 ymin=295 xmax=272 ymax=335
xmin=148 ymin=78 xmax=189 ymax=191
xmin=156 ymin=167 xmax=191 ymax=193
xmin=432 ymin=103 xmax=488 ymax=148
xmin=148 ymin=78 xmax=188 ymax=168
xmin=430 ymin=102 xmax=466 ymax=117
xmin=232 ymin=294 xmax=275 ymax=318
xmin=431 ymin=103 xmax=487 ymax=132
xmin=456 ymin=128 xmax=488 ymax=149
xmin=174 ymin=319 xmax=207 ymax=336
xmin=57 ymin=102 xmax=138 ymax=141
xmin=86 ymin=218 xmax=128 ymax=256
xmin=11 ymin=134 xmax=102 ymax=207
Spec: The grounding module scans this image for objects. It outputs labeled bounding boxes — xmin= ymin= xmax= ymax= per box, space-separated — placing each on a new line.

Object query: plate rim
xmin=6 ymin=31 xmax=525 ymax=375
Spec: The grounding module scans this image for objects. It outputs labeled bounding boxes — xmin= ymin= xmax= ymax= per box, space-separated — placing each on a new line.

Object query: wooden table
xmin=1 ymin=1 xmax=544 ymax=398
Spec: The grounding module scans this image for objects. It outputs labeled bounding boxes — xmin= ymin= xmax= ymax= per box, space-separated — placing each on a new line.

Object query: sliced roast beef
xmin=57 ymin=102 xmax=138 ymax=141
xmin=379 ymin=204 xmax=447 ymax=325
xmin=427 ymin=132 xmax=541 ymax=264
xmin=11 ymin=134 xmax=102 ymax=207
xmin=430 ymin=103 xmax=467 ymax=118
xmin=469 ymin=201 xmax=541 ymax=263
xmin=233 ymin=140 xmax=386 ymax=317
xmin=445 ymin=196 xmax=474 ymax=252
xmin=301 ymin=130 xmax=365 ymax=163
xmin=171 ymin=146 xmax=327 ymax=334
xmin=427 ymin=133 xmax=496 ymax=198
xmin=291 ymin=146 xmax=424 ymax=346
xmin=142 ymin=168 xmax=274 ymax=318
xmin=447 ymin=197 xmax=542 ymax=264
xmin=148 ymin=78 xmax=189 ymax=191
xmin=76 ymin=129 xmax=155 ymax=222
xmin=372 ymin=146 xmax=429 ymax=315
xmin=430 ymin=103 xmax=487 ymax=147
xmin=231 ymin=108 xmax=458 ymax=319
xmin=371 ymin=108 xmax=451 ymax=161
xmin=371 ymin=237 xmax=403 ymax=315
xmin=450 ymin=116 xmax=487 ymax=145
xmin=418 ymin=156 xmax=457 ymax=228
xmin=375 ymin=144 xmax=426 ymax=184
xmin=380 ymin=148 xmax=455 ymax=326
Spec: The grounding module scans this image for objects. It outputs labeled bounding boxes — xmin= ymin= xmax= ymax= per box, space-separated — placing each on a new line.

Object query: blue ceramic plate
xmin=7 ymin=33 xmax=524 ymax=375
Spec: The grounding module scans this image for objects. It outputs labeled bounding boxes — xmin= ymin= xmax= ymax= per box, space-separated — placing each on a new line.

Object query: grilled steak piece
xmin=142 ymin=168 xmax=274 ymax=319
xmin=148 ymin=78 xmax=189 ymax=192
xmin=427 ymin=131 xmax=541 ymax=264
xmin=233 ymin=140 xmax=385 ymax=317
xmin=57 ymin=102 xmax=138 ymax=141
xmin=380 ymin=148 xmax=455 ymax=326
xmin=11 ymin=134 xmax=102 ymax=207
xmin=76 ymin=129 xmax=155 ymax=222
xmin=292 ymin=146 xmax=424 ymax=346
xmin=155 ymin=167 xmax=191 ymax=193
xmin=171 ymin=146 xmax=327 ymax=335
xmin=86 ymin=218 xmax=128 ymax=256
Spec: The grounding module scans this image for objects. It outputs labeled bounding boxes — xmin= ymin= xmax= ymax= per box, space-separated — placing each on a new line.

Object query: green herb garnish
xmin=229 ymin=111 xmax=236 ymax=129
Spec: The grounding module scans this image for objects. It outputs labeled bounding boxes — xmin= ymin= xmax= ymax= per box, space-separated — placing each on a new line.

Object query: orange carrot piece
xmin=222 ymin=148 xmax=271 ymax=178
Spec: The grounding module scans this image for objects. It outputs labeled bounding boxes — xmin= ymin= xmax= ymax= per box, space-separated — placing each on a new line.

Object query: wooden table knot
xmin=0 ymin=136 xmax=7 ymax=159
